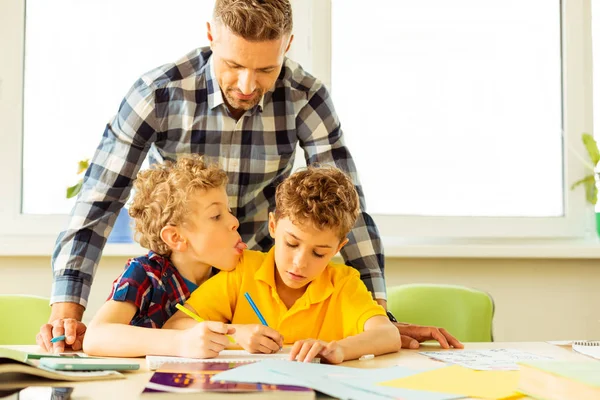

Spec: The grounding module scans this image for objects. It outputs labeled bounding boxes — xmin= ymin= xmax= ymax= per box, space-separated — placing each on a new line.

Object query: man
xmin=39 ymin=0 xmax=461 ymax=352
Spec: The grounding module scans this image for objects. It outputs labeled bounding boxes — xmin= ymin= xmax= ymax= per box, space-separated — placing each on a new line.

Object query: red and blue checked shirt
xmin=108 ymin=251 xmax=195 ymax=328
xmin=51 ymin=47 xmax=385 ymax=308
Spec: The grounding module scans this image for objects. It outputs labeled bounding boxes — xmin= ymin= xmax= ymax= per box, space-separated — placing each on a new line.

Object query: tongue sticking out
xmin=235 ymin=241 xmax=248 ymax=250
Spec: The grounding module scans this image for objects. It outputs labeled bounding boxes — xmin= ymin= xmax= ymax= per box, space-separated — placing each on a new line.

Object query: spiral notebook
xmin=146 ymin=349 xmax=318 ymax=371
xmin=572 ymin=340 xmax=600 ymax=360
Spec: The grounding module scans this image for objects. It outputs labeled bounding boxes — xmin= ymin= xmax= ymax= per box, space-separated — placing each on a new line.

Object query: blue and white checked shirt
xmin=51 ymin=47 xmax=385 ymax=308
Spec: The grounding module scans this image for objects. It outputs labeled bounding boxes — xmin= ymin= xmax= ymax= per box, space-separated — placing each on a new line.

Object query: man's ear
xmin=268 ymin=212 xmax=277 ymax=238
xmin=160 ymin=226 xmax=188 ymax=252
xmin=284 ymin=34 xmax=294 ymax=53
xmin=207 ymin=21 xmax=215 ymax=44
xmin=335 ymin=237 xmax=349 ymax=254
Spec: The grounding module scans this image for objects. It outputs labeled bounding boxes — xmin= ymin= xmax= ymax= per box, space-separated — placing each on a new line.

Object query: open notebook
xmin=147 ymin=349 xmax=319 ymax=371
xmin=572 ymin=341 xmax=600 ymax=360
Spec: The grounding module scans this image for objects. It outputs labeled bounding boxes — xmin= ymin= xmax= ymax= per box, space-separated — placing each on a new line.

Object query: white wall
xmin=2 ymin=255 xmax=599 ymax=342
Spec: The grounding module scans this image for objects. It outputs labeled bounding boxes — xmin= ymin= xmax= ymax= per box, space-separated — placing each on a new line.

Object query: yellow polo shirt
xmin=186 ymin=248 xmax=386 ymax=344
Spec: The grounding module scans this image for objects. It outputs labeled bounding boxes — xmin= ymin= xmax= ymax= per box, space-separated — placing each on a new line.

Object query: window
xmin=0 ymin=0 xmax=594 ymax=244
xmin=22 ymin=0 xmax=214 ymax=215
xmin=325 ymin=0 xmax=592 ymax=237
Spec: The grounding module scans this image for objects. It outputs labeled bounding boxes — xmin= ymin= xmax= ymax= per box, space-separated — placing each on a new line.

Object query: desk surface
xmin=1 ymin=342 xmax=592 ymax=399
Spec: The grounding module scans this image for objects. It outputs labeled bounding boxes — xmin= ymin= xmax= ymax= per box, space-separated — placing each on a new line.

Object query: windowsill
xmin=380 ymin=236 xmax=600 ymax=258
xmin=2 ymin=235 xmax=600 ymax=259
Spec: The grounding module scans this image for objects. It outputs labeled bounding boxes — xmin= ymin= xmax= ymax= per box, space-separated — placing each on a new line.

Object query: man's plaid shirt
xmin=51 ymin=47 xmax=385 ymax=308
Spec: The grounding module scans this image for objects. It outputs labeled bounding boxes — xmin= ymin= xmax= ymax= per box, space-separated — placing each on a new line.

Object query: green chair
xmin=387 ymin=284 xmax=494 ymax=342
xmin=0 ymin=294 xmax=51 ymax=345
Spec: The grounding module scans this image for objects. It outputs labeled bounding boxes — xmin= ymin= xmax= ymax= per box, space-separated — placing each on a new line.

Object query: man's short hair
xmin=274 ymin=166 xmax=360 ymax=240
xmin=128 ymin=155 xmax=228 ymax=256
xmin=213 ymin=0 xmax=293 ymax=41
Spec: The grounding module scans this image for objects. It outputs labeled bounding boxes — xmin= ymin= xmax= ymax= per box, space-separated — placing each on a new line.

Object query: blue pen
xmin=244 ymin=292 xmax=268 ymax=326
xmin=50 ymin=335 xmax=66 ymax=343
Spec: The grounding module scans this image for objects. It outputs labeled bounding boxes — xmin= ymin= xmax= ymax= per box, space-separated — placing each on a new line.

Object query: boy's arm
xmin=83 ymin=300 xmax=233 ymax=358
xmin=291 ymin=270 xmax=399 ymax=363
xmin=83 ymin=300 xmax=181 ymax=357
xmin=162 ymin=303 xmax=201 ymax=330
xmin=289 ymin=316 xmax=400 ymax=364
xmin=337 ymin=316 xmax=401 ymax=361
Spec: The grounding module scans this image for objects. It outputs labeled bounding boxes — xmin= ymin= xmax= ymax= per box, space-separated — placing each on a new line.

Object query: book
xmin=572 ymin=340 xmax=600 ymax=360
xmin=518 ymin=361 xmax=600 ymax=400
xmin=142 ymin=361 xmax=314 ymax=398
xmin=0 ymin=348 xmax=125 ymax=389
xmin=146 ymin=349 xmax=319 ymax=370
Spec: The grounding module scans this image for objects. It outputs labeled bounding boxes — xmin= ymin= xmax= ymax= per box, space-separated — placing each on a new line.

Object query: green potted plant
xmin=571 ymin=133 xmax=600 ymax=236
xmin=66 ymin=159 xmax=133 ymax=243
xmin=66 ymin=159 xmax=90 ymax=199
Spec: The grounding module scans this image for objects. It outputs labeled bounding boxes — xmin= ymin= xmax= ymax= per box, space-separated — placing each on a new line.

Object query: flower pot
xmin=107 ymin=208 xmax=134 ymax=243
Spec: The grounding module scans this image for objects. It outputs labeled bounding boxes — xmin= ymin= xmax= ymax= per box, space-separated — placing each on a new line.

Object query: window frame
xmin=0 ymin=0 xmax=595 ymax=257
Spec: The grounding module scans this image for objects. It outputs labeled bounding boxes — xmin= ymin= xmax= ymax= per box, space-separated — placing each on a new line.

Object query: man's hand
xmin=395 ymin=323 xmax=464 ymax=349
xmin=37 ymin=302 xmax=86 ymax=353
xmin=374 ymin=298 xmax=463 ymax=349
xmin=231 ymin=324 xmax=283 ymax=354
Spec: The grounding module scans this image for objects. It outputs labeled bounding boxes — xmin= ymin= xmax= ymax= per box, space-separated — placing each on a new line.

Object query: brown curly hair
xmin=213 ymin=0 xmax=293 ymax=41
xmin=128 ymin=155 xmax=228 ymax=256
xmin=274 ymin=166 xmax=360 ymax=240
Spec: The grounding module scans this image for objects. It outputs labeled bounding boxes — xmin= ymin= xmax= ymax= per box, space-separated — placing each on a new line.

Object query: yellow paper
xmin=378 ymin=365 xmax=523 ymax=400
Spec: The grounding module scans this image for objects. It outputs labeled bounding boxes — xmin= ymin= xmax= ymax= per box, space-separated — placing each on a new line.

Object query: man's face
xmin=268 ymin=214 xmax=348 ymax=291
xmin=208 ymin=22 xmax=292 ymax=113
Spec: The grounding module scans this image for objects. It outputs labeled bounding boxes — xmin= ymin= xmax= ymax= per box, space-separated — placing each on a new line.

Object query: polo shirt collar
xmin=255 ymin=247 xmax=335 ymax=305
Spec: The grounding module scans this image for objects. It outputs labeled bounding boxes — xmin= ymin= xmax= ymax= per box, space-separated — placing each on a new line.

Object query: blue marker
xmin=50 ymin=335 xmax=66 ymax=343
xmin=244 ymin=292 xmax=268 ymax=326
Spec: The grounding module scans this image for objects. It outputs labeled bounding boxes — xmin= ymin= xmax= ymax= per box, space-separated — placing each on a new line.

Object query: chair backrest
xmin=387 ymin=284 xmax=494 ymax=342
xmin=0 ymin=294 xmax=50 ymax=345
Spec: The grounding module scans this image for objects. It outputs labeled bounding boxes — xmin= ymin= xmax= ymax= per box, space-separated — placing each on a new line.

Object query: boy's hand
xmin=177 ymin=321 xmax=236 ymax=359
xmin=232 ymin=324 xmax=283 ymax=354
xmin=289 ymin=339 xmax=344 ymax=364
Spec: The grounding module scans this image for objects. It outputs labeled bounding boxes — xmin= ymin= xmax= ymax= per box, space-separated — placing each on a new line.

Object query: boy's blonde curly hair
xmin=274 ymin=166 xmax=360 ymax=240
xmin=128 ymin=155 xmax=228 ymax=256
xmin=213 ymin=0 xmax=293 ymax=41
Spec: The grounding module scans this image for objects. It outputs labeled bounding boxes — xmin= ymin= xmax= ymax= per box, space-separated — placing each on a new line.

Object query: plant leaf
xmin=585 ymin=179 xmax=598 ymax=205
xmin=582 ymin=133 xmax=600 ymax=167
xmin=77 ymin=159 xmax=90 ymax=175
xmin=571 ymin=174 xmax=597 ymax=205
xmin=66 ymin=181 xmax=83 ymax=199
xmin=570 ymin=174 xmax=595 ymax=190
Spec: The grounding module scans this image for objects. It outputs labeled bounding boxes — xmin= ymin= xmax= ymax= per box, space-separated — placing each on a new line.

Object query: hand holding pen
xmin=230 ymin=292 xmax=283 ymax=354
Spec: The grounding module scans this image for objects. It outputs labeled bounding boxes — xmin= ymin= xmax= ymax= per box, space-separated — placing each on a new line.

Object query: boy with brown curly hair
xmin=165 ymin=166 xmax=401 ymax=363
xmin=83 ymin=155 xmax=247 ymax=357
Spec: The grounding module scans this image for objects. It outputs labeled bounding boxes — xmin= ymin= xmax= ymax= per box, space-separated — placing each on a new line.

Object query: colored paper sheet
xmin=379 ymin=365 xmax=522 ymax=399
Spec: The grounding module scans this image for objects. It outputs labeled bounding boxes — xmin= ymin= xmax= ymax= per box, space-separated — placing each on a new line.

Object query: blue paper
xmin=213 ymin=360 xmax=461 ymax=400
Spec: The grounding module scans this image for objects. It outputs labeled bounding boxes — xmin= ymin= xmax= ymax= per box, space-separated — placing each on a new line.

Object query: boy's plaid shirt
xmin=108 ymin=251 xmax=193 ymax=328
xmin=51 ymin=47 xmax=386 ymax=308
